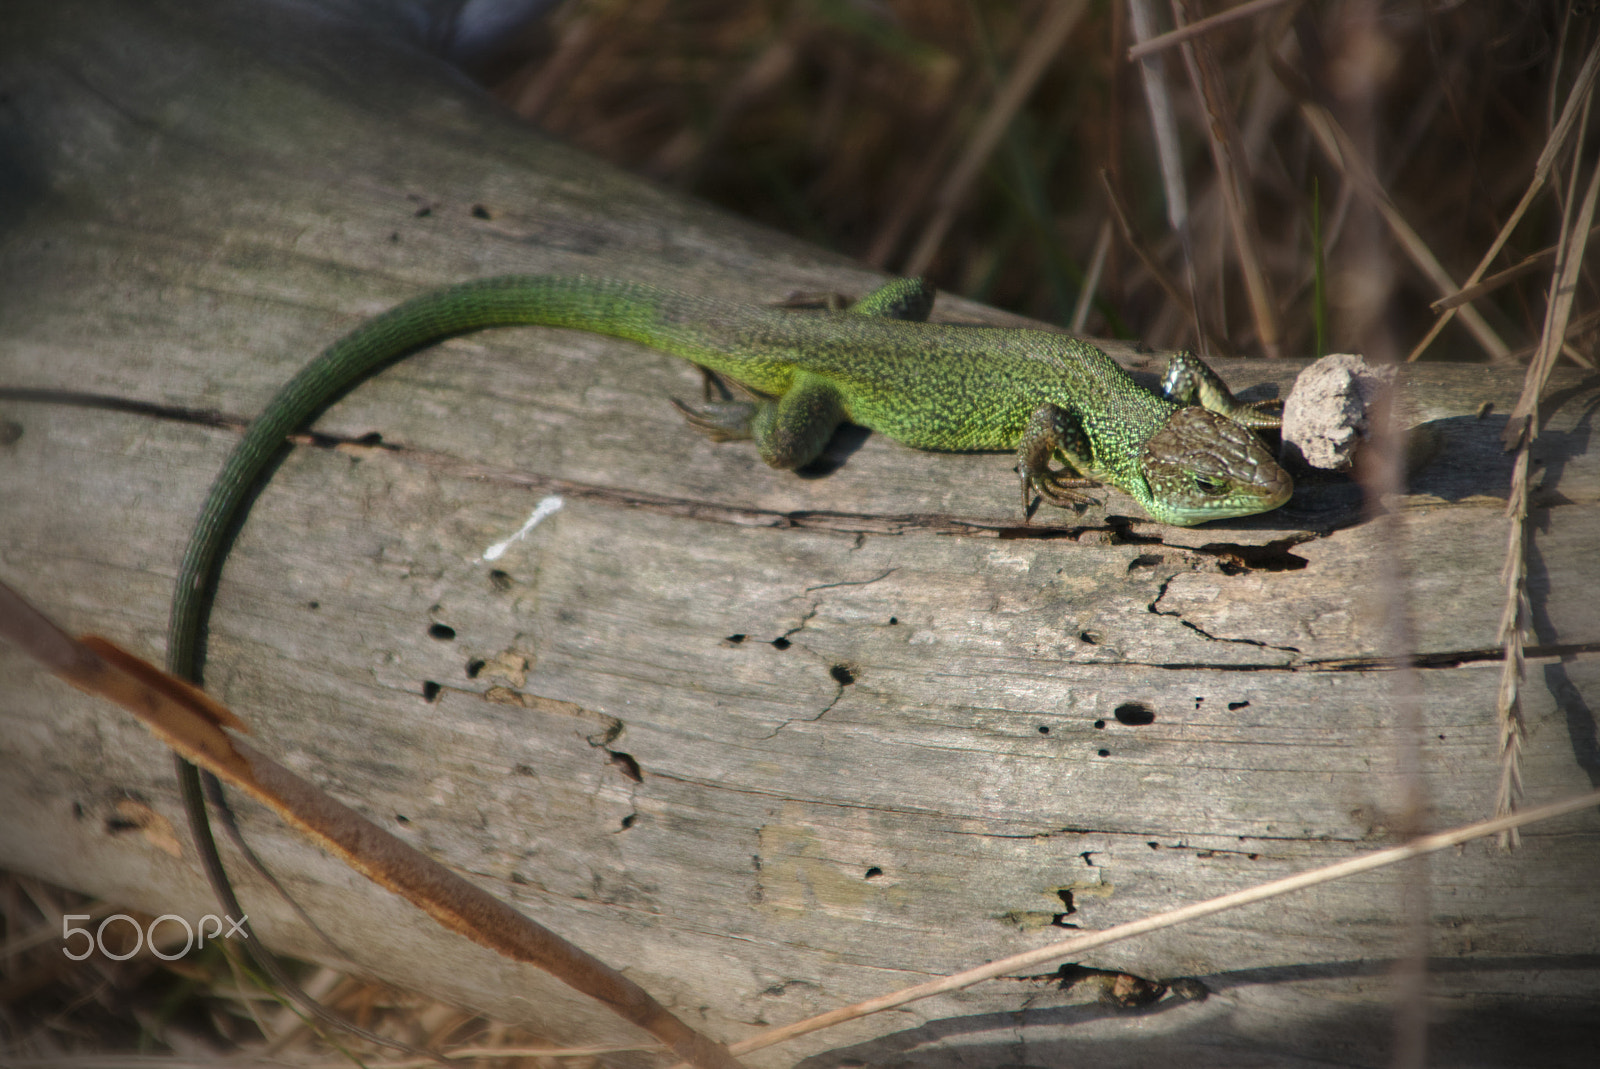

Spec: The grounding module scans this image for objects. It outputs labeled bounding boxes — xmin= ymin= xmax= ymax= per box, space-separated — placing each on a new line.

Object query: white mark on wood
xmin=482 ymin=496 xmax=564 ymax=561
xmin=428 ymin=776 xmax=457 ymax=806
xmin=984 ymin=549 xmax=1034 ymax=572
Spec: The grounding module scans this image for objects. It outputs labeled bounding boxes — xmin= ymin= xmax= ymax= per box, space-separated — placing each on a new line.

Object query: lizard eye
xmin=1193 ymin=474 xmax=1230 ymax=495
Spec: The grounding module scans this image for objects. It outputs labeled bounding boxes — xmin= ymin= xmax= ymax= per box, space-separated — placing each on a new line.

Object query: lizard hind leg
xmin=675 ymin=373 xmax=848 ymax=468
xmin=847 ymin=277 xmax=937 ymax=322
xmin=750 ymin=371 xmax=848 ymax=470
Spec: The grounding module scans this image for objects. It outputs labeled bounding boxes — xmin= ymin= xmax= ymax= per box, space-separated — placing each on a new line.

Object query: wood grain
xmin=1 ymin=2 xmax=1597 ymax=1065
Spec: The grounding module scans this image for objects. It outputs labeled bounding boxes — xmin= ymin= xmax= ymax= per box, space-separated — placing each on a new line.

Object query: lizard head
xmin=1136 ymin=407 xmax=1292 ymax=526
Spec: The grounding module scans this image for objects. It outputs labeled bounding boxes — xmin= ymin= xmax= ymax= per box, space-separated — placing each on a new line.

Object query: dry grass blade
xmin=371 ymin=1042 xmax=669 ymax=1066
xmin=655 ymin=31 xmax=801 ymax=183
xmin=1099 ymin=168 xmax=1226 ymax=354
xmin=1432 ymin=222 xmax=1600 ymax=313
xmin=1126 ymin=0 xmax=1295 ymax=60
xmin=1071 ymin=218 xmax=1112 ymax=331
xmin=0 ymin=579 xmax=741 ymax=1069
xmin=1507 ymin=312 xmax=1600 ymax=365
xmin=668 ymin=789 xmax=1600 ymax=1067
xmin=1495 ymin=102 xmax=1600 ymax=844
xmin=1505 ymin=113 xmax=1600 ymax=442
xmin=1496 ymin=441 xmax=1530 ymax=848
xmin=1129 ymin=0 xmax=1211 ymax=349
xmin=0 ymin=896 xmax=119 ymax=956
xmin=1411 ymin=37 xmax=1600 ymax=359
xmin=506 ymin=14 xmax=598 ymax=121
xmin=1295 ymin=97 xmax=1510 ymax=361
xmin=1173 ymin=0 xmax=1282 ymax=356
xmin=1128 ymin=1 xmax=1191 ymax=245
xmin=904 ymin=0 xmax=1088 ymax=276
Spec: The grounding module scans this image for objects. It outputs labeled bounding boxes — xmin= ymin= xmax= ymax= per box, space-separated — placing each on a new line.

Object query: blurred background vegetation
xmin=466 ymin=0 xmax=1587 ymax=368
xmin=11 ymin=0 xmax=1597 ymax=1063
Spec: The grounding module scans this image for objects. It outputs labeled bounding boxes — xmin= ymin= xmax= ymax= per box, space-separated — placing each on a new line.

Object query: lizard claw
xmin=1020 ymin=468 xmax=1101 ymax=513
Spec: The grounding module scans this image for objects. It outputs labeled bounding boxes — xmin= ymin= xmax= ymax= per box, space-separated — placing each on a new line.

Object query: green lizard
xmin=171 ymin=276 xmax=1288 ymax=651
xmin=164 ymin=275 xmax=1289 ymax=1030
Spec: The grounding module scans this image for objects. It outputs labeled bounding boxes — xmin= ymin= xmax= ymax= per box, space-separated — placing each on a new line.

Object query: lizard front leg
xmin=1016 ymin=403 xmax=1101 ymax=514
xmin=1161 ymin=350 xmax=1281 ymax=429
xmin=845 ymin=277 xmax=937 ymax=322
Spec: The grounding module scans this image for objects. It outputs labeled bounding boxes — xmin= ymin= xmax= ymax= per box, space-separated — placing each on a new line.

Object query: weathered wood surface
xmin=2 ymin=2 xmax=1598 ymax=1065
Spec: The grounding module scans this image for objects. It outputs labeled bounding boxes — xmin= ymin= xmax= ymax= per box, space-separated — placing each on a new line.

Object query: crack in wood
xmin=1147 ymin=573 xmax=1304 ymax=657
xmin=1305 ymin=641 xmax=1600 ymax=670
xmin=0 ymin=388 xmax=1316 ymax=561
xmin=0 ymin=386 xmax=245 ymax=430
xmin=804 ymin=568 xmax=896 ymax=592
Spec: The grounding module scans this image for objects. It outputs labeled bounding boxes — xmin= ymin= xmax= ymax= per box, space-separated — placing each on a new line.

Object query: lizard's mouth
xmin=1138 ymin=407 xmax=1293 ymax=525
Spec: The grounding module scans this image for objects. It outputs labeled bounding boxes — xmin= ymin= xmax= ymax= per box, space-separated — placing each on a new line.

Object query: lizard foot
xmin=672 ymin=398 xmax=757 ymax=442
xmin=1021 ymin=469 xmax=1101 ymax=513
xmin=1231 ymin=397 xmax=1284 ymax=429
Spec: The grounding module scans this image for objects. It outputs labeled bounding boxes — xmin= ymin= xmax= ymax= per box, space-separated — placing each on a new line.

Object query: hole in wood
xmin=609 ymin=751 xmax=642 ymax=782
xmin=428 ymin=623 xmax=456 ymax=641
xmin=1113 ymin=702 xmax=1156 ymax=725
xmin=1197 ymin=540 xmax=1310 ymax=572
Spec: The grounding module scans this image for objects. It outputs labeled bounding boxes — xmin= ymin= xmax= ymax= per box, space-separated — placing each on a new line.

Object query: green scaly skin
xmin=166 ymin=276 xmax=1290 ymax=1019
xmin=171 ymin=277 xmax=1289 ymax=661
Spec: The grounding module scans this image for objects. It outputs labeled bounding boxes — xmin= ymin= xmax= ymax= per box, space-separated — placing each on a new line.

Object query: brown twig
xmin=1127 ymin=0 xmax=1296 ymax=60
xmin=1504 ymin=107 xmax=1600 ymax=446
xmin=1409 ymin=38 xmax=1600 ymax=360
xmin=0 ymin=580 xmax=742 ymax=1069
xmin=1505 ymin=306 xmax=1600 ymax=367
xmin=1431 ymin=222 xmax=1600 ymax=313
xmin=1098 ymin=168 xmax=1227 ymax=355
xmin=672 ymin=788 xmax=1600 ymax=1067
xmin=1295 ymin=96 xmax=1510 ymax=361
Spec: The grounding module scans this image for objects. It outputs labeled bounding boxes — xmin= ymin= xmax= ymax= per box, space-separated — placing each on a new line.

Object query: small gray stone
xmin=1281 ymin=353 xmax=1396 ymax=470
